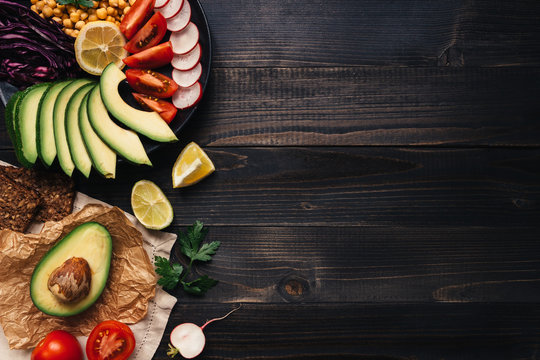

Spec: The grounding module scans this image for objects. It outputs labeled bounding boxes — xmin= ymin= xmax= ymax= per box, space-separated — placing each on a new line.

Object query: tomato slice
xmin=126 ymin=69 xmax=179 ymax=98
xmin=86 ymin=320 xmax=135 ymax=360
xmin=124 ymin=12 xmax=168 ymax=53
xmin=132 ymin=92 xmax=178 ymax=123
xmin=122 ymin=41 xmax=174 ymax=69
xmin=119 ymin=0 xmax=155 ymax=39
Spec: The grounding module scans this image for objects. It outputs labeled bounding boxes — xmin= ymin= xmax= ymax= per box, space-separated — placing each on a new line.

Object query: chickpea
xmin=75 ymin=20 xmax=85 ymax=29
xmin=99 ymin=1 xmax=107 ymax=7
xmin=30 ymin=4 xmax=38 ymax=12
xmin=63 ymin=18 xmax=73 ymax=28
xmin=72 ymin=29 xmax=80 ymax=37
xmin=122 ymin=5 xmax=130 ymax=14
xmin=96 ymin=7 xmax=107 ymax=19
xmin=88 ymin=13 xmax=98 ymax=21
xmin=118 ymin=0 xmax=126 ymax=8
xmin=129 ymin=0 xmax=135 ymax=6
xmin=35 ymin=1 xmax=45 ymax=10
xmin=53 ymin=7 xmax=62 ymax=16
xmin=30 ymin=0 xmax=38 ymax=4
xmin=70 ymin=12 xmax=80 ymax=22
xmin=42 ymin=5 xmax=54 ymax=17
xmin=64 ymin=28 xmax=73 ymax=36
xmin=105 ymin=6 xmax=114 ymax=15
xmin=109 ymin=0 xmax=118 ymax=6
xmin=45 ymin=0 xmax=56 ymax=8
xmin=52 ymin=16 xmax=62 ymax=24
xmin=61 ymin=13 xmax=68 ymax=19
xmin=39 ymin=12 xmax=45 ymax=18
xmin=80 ymin=12 xmax=89 ymax=20
xmin=92 ymin=1 xmax=99 ymax=8
xmin=56 ymin=4 xmax=65 ymax=10
xmin=66 ymin=4 xmax=76 ymax=13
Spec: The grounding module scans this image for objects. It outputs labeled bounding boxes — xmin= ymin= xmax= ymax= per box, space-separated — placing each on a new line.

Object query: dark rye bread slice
xmin=0 ymin=166 xmax=75 ymax=222
xmin=0 ymin=174 xmax=41 ymax=232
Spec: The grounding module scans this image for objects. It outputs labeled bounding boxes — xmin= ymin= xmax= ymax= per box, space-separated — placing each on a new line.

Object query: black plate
xmin=0 ymin=0 xmax=212 ymax=154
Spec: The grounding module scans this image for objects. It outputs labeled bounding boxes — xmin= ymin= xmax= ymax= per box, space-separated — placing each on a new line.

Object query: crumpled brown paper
xmin=0 ymin=204 xmax=157 ymax=349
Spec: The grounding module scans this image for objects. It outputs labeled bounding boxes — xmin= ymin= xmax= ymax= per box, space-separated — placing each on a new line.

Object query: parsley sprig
xmin=155 ymin=221 xmax=220 ymax=296
xmin=57 ymin=0 xmax=94 ymax=9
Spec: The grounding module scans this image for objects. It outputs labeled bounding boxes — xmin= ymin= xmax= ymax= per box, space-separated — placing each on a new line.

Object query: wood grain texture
xmin=66 ymin=147 xmax=540 ymax=227
xmin=154 ymin=303 xmax=540 ymax=360
xmin=201 ymin=0 xmax=540 ymax=67
xmin=163 ymin=225 xmax=540 ymax=304
xmin=187 ymin=67 xmax=540 ymax=146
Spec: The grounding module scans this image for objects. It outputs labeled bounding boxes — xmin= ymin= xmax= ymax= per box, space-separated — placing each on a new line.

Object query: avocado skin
xmin=30 ymin=222 xmax=112 ymax=317
xmin=4 ymin=90 xmax=30 ymax=168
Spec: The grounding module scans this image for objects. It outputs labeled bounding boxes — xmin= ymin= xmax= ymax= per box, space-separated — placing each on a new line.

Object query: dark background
xmin=2 ymin=0 xmax=540 ymax=359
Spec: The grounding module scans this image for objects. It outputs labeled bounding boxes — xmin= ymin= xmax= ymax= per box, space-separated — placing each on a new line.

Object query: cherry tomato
xmin=126 ymin=69 xmax=179 ymax=98
xmin=31 ymin=330 xmax=83 ymax=360
xmin=86 ymin=320 xmax=135 ymax=360
xmin=132 ymin=92 xmax=178 ymax=123
xmin=123 ymin=41 xmax=174 ymax=69
xmin=124 ymin=12 xmax=168 ymax=54
xmin=119 ymin=0 xmax=155 ymax=39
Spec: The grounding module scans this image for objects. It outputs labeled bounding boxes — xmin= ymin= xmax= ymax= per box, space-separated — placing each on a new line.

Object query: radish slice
xmin=172 ymin=81 xmax=202 ymax=109
xmin=154 ymin=0 xmax=169 ymax=9
xmin=172 ymin=62 xmax=202 ymax=88
xmin=166 ymin=0 xmax=191 ymax=31
xmin=170 ymin=323 xmax=205 ymax=359
xmin=171 ymin=43 xmax=201 ymax=70
xmin=156 ymin=0 xmax=183 ymax=19
xmin=170 ymin=22 xmax=199 ymax=55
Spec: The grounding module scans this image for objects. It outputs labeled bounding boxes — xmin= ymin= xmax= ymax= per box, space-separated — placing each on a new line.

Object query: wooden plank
xmin=160 ymin=225 xmax=540 ymax=303
xmin=156 ymin=303 xmax=540 ymax=359
xmin=178 ymin=67 xmax=540 ymax=147
xmin=1 ymin=67 xmax=540 ymax=148
xmin=201 ymin=0 xmax=540 ymax=67
xmin=10 ymin=146 xmax=533 ymax=228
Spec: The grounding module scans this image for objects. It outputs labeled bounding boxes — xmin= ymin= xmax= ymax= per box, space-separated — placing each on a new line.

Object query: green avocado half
xmin=30 ymin=222 xmax=112 ymax=317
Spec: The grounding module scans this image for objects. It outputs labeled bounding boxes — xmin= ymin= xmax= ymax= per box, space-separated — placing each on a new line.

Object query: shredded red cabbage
xmin=0 ymin=0 xmax=83 ymax=89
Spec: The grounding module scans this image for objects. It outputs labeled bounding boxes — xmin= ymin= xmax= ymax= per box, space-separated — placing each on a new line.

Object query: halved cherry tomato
xmin=132 ymin=92 xmax=178 ymax=123
xmin=119 ymin=0 xmax=155 ymax=39
xmin=86 ymin=320 xmax=135 ymax=360
xmin=31 ymin=330 xmax=83 ymax=360
xmin=126 ymin=69 xmax=179 ymax=98
xmin=124 ymin=12 xmax=168 ymax=54
xmin=123 ymin=41 xmax=174 ymax=69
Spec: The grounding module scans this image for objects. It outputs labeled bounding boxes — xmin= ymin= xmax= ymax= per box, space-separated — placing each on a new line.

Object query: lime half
xmin=131 ymin=180 xmax=174 ymax=230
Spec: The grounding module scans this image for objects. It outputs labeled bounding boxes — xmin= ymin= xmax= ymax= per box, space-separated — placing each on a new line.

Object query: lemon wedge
xmin=172 ymin=142 xmax=215 ymax=188
xmin=74 ymin=21 xmax=128 ymax=76
xmin=131 ymin=180 xmax=174 ymax=230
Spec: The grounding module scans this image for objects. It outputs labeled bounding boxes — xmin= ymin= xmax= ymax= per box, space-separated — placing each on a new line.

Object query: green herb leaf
xmin=77 ymin=0 xmax=95 ymax=7
xmin=191 ymin=241 xmax=221 ymax=262
xmin=179 ymin=220 xmax=209 ymax=259
xmin=182 ymin=275 xmax=218 ymax=296
xmin=155 ymin=256 xmax=184 ymax=290
xmin=167 ymin=344 xmax=179 ymax=358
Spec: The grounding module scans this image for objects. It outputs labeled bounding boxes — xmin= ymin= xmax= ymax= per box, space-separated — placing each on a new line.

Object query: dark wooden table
xmin=2 ymin=0 xmax=540 ymax=358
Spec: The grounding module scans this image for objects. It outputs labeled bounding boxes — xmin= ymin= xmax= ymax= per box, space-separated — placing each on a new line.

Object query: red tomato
xmin=126 ymin=69 xmax=179 ymax=98
xmin=31 ymin=330 xmax=83 ymax=360
xmin=123 ymin=41 xmax=174 ymax=69
xmin=119 ymin=0 xmax=155 ymax=39
xmin=124 ymin=12 xmax=168 ymax=54
xmin=132 ymin=92 xmax=178 ymax=123
xmin=86 ymin=320 xmax=135 ymax=360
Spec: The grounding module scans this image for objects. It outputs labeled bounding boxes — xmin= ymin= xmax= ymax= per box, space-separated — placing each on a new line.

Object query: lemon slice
xmin=131 ymin=180 xmax=174 ymax=230
xmin=172 ymin=142 xmax=215 ymax=188
xmin=74 ymin=21 xmax=128 ymax=76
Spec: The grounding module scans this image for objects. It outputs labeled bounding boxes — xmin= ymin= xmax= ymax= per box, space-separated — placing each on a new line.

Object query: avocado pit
xmin=47 ymin=257 xmax=91 ymax=303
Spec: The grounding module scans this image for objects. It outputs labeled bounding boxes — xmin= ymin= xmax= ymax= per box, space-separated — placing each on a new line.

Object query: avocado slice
xmin=38 ymin=80 xmax=72 ymax=167
xmin=87 ymin=85 xmax=152 ymax=166
xmin=14 ymin=83 xmax=52 ymax=167
xmin=54 ymin=78 xmax=94 ymax=176
xmin=30 ymin=222 xmax=112 ymax=317
xmin=65 ymin=82 xmax=96 ymax=178
xmin=79 ymin=91 xmax=117 ymax=179
xmin=100 ymin=63 xmax=178 ymax=143
xmin=4 ymin=90 xmax=31 ymax=168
